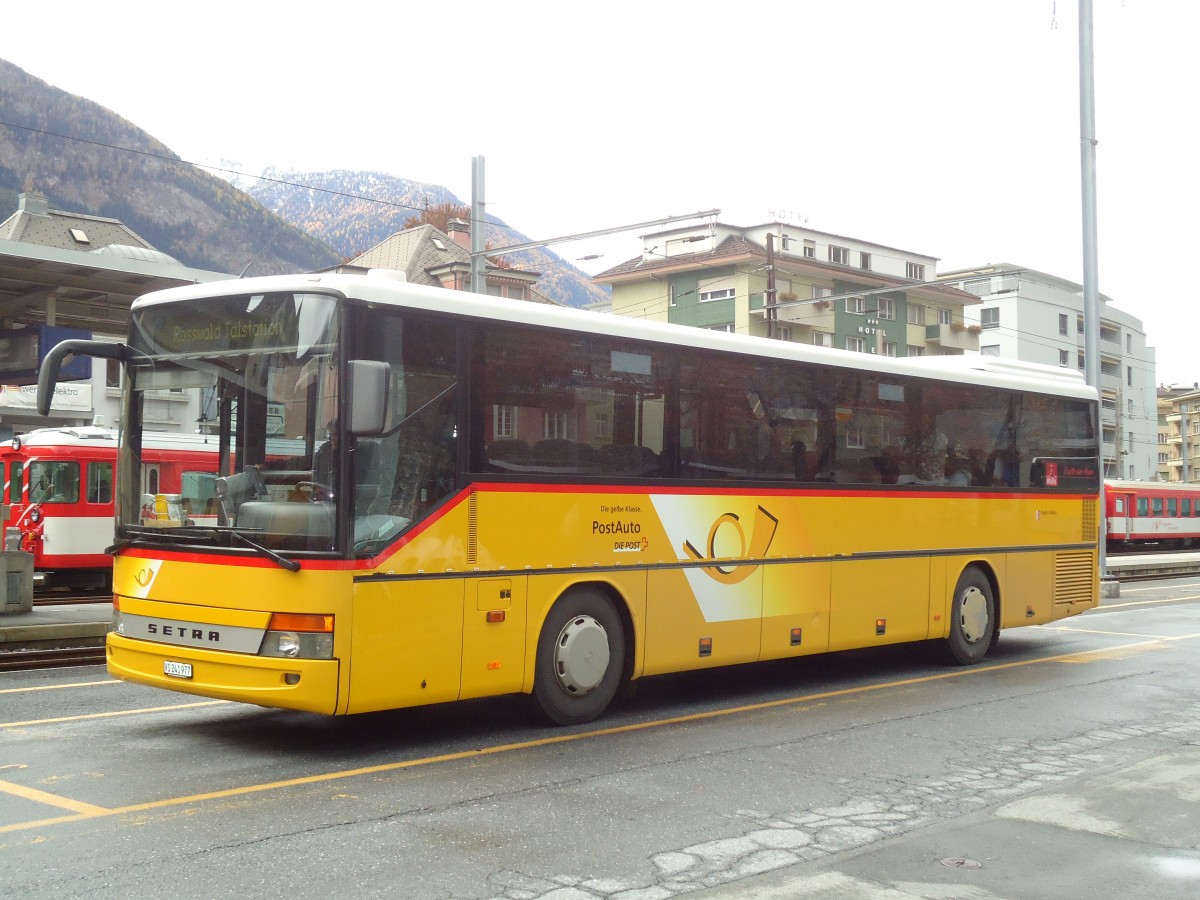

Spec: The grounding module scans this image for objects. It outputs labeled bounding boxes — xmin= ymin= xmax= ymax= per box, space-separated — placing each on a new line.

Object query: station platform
xmin=0 ymin=554 xmax=1197 ymax=656
xmin=0 ymin=601 xmax=110 ymax=653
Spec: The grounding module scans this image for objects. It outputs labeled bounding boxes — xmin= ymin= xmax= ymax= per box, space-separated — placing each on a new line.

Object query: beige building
xmin=1157 ymin=385 xmax=1200 ymax=483
xmin=593 ymin=221 xmax=979 ymax=357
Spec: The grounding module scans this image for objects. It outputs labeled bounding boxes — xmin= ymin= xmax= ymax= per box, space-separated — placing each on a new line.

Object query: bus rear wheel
xmin=943 ymin=567 xmax=996 ymax=665
xmin=533 ymin=588 xmax=625 ymax=725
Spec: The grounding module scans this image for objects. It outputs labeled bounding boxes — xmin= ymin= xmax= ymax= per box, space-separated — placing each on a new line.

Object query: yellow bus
xmin=39 ymin=271 xmax=1101 ymax=724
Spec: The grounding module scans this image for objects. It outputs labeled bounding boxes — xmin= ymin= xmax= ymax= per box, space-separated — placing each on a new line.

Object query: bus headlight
xmin=260 ymin=631 xmax=334 ymax=659
xmin=259 ymin=613 xmax=334 ymax=660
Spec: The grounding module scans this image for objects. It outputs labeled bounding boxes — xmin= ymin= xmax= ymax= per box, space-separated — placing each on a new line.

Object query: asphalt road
xmin=3 ymin=577 xmax=1199 ymax=899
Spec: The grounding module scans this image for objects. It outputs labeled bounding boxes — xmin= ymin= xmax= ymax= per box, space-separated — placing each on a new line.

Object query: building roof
xmin=595 ymin=234 xmax=974 ymax=303
xmin=0 ymin=192 xmax=164 ymax=257
xmin=348 ymin=223 xmax=543 ymax=291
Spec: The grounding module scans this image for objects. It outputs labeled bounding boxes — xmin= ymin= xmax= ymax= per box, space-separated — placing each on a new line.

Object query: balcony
xmin=925 ymin=323 xmax=980 ymax=352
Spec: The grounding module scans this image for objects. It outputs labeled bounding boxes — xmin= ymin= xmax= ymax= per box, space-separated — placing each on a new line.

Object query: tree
xmin=403 ymin=201 xmax=471 ymax=233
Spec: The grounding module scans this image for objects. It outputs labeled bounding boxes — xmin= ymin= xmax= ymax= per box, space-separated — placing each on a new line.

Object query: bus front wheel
xmin=533 ymin=588 xmax=625 ymax=725
xmin=943 ymin=567 xmax=996 ymax=665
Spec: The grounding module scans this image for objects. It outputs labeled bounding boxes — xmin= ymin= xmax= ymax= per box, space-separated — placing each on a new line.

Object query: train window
xmin=1184 ymin=499 xmax=1192 ymax=517
xmin=1152 ymin=497 xmax=1163 ymax=516
xmin=87 ymin=462 xmax=113 ymax=504
xmin=1113 ymin=497 xmax=1125 ymax=514
xmin=29 ymin=461 xmax=81 ymax=504
xmin=1137 ymin=497 xmax=1148 ymax=517
xmin=8 ymin=462 xmax=20 ymax=502
xmin=1168 ymin=498 xmax=1178 ymax=517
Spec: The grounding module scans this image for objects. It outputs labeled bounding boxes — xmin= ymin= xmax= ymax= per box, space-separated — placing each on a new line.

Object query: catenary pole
xmin=1079 ymin=0 xmax=1113 ymax=590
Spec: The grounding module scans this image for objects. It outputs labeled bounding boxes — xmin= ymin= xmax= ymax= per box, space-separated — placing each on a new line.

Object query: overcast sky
xmin=3 ymin=0 xmax=1194 ymax=384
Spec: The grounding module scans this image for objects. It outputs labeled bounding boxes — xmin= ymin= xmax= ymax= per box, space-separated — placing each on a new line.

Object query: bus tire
xmin=943 ymin=566 xmax=996 ymax=666
xmin=533 ymin=588 xmax=625 ymax=726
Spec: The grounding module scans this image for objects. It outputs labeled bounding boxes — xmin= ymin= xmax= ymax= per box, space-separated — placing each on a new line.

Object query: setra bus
xmin=38 ymin=271 xmax=1102 ymax=724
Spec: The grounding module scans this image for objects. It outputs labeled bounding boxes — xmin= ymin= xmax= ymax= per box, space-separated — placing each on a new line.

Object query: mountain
xmin=243 ymin=168 xmax=611 ymax=308
xmin=0 ymin=58 xmax=610 ymax=307
xmin=0 ymin=59 xmax=340 ymax=276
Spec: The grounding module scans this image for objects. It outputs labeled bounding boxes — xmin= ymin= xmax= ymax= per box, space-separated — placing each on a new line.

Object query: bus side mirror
xmin=347 ymin=360 xmax=390 ymax=436
xmin=37 ymin=339 xmax=134 ymax=416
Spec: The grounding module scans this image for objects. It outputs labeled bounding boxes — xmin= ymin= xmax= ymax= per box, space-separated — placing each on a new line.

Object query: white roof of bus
xmin=134 ymin=271 xmax=1098 ymax=402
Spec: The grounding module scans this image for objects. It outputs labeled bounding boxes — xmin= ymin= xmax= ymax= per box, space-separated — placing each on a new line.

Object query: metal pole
xmin=1079 ymin=0 xmax=1111 ymax=589
xmin=470 ymin=156 xmax=487 ymax=294
xmin=765 ymin=233 xmax=776 ymax=340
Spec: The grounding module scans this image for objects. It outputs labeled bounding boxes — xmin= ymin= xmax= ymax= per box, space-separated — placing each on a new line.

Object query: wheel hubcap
xmin=959 ymin=586 xmax=989 ymax=644
xmin=553 ymin=615 xmax=610 ymax=695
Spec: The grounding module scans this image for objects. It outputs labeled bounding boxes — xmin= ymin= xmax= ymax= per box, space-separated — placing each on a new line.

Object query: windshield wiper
xmin=115 ymin=524 xmax=301 ymax=572
xmin=227 ymin=529 xmax=301 ymax=572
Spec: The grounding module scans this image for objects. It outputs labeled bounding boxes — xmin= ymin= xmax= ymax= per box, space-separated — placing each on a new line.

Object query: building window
xmin=781 ymin=235 xmax=790 ymax=251
xmin=494 ymin=405 xmax=515 ymax=438
xmin=592 ymin=410 xmax=611 ymax=440
xmin=876 ymin=297 xmax=896 ymax=320
xmin=812 ymin=285 xmax=832 ymax=299
xmin=669 ymin=285 xmax=677 ymax=307
xmin=981 ymin=308 xmax=1000 ymax=328
xmin=859 ymin=252 xmax=871 ymax=270
xmin=907 ymin=262 xmax=925 ymax=280
xmin=1059 ymin=313 xmax=1069 ymax=336
xmin=1059 ymin=349 xmax=1070 ymax=367
xmin=1078 ymin=351 xmax=1085 ymax=370
xmin=907 ymin=345 xmax=924 ymax=357
xmin=907 ymin=305 xmax=925 ymax=326
xmin=846 ymin=296 xmax=865 ymax=314
xmin=882 ymin=340 xmax=897 ymax=357
xmin=829 ymin=245 xmax=848 ymax=265
xmin=543 ymin=411 xmax=576 ymax=441
xmin=1127 ymin=365 xmax=1133 ymax=386
xmin=937 ymin=308 xmax=952 ymax=325
xmin=814 ymin=331 xmax=833 ymax=348
xmin=981 ymin=344 xmax=1000 ymax=357
xmin=775 ymin=324 xmax=792 ymax=341
xmin=707 ymin=323 xmax=735 ymax=333
xmin=105 ymin=359 xmax=121 ymax=388
xmin=845 ymin=336 xmax=866 ymax=353
xmin=699 ymin=288 xmax=736 ymax=303
xmin=803 ymin=240 xmax=816 ymax=258
xmin=845 ymin=427 xmax=866 ymax=450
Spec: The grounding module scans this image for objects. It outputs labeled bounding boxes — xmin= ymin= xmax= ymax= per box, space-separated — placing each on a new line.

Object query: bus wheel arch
xmin=943 ymin=563 xmax=999 ymax=665
xmin=532 ymin=583 xmax=631 ymax=725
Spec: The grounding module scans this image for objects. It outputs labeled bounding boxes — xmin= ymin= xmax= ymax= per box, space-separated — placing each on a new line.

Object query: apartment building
xmin=1157 ymin=385 xmax=1200 ymax=483
xmin=592 ymin=221 xmax=979 ymax=357
xmin=940 ymin=264 xmax=1156 ymax=480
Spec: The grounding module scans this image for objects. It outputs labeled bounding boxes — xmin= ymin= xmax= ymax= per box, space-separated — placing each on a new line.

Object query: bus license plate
xmin=163 ymin=660 xmax=193 ymax=679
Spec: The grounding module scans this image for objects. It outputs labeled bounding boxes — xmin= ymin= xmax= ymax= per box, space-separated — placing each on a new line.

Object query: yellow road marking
xmin=0 ymin=680 xmax=120 ymax=695
xmin=0 ymin=780 xmax=110 ymax=815
xmin=1 ymin=700 xmax=228 ymax=730
xmin=1042 ymin=626 xmax=1177 ymax=639
xmin=1101 ymin=594 xmax=1200 ymax=609
xmin=3 ymin=630 xmax=1200 ymax=835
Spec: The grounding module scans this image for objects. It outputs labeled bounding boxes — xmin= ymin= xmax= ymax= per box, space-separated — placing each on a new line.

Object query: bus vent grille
xmin=467 ymin=490 xmax=478 ymax=565
xmin=1055 ymin=551 xmax=1095 ymax=605
xmin=1082 ymin=497 xmax=1097 ymax=542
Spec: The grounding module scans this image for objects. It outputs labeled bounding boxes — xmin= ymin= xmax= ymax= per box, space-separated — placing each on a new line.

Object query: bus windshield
xmin=121 ymin=291 xmax=342 ymax=555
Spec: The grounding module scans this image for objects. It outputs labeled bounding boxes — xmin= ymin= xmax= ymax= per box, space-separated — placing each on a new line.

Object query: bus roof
xmin=133 ymin=271 xmax=1099 ymax=403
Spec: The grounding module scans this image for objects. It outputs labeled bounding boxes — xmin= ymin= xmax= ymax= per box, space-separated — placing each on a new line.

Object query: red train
xmin=0 ymin=427 xmax=223 ymax=589
xmin=1105 ymin=479 xmax=1200 ymax=550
